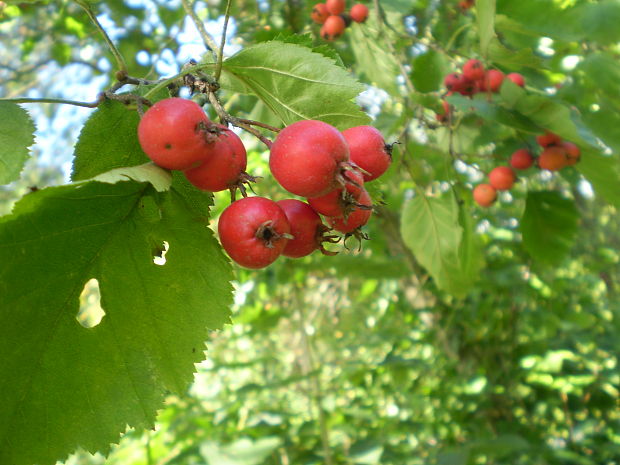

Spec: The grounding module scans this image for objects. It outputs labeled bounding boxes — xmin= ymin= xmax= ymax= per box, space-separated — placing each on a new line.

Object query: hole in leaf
xmin=153 ymin=241 xmax=169 ymax=265
xmin=77 ymin=279 xmax=105 ymax=328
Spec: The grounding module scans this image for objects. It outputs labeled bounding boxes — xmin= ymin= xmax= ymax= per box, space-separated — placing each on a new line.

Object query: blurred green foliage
xmin=1 ymin=0 xmax=620 ymax=464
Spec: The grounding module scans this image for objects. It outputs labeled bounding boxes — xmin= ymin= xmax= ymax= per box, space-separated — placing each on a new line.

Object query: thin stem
xmin=372 ymin=0 xmax=415 ymax=95
xmin=237 ymin=118 xmax=281 ymax=133
xmin=0 ymin=97 xmax=101 ymax=108
xmin=215 ymin=0 xmax=233 ymax=82
xmin=207 ymin=91 xmax=273 ymax=148
xmin=181 ymin=0 xmax=219 ymax=61
xmin=142 ymin=63 xmax=210 ymax=99
xmin=75 ymin=0 xmax=127 ymax=74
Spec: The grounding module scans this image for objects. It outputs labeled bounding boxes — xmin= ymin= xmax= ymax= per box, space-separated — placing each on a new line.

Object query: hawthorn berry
xmin=349 ymin=3 xmax=369 ymax=22
xmin=510 ymin=148 xmax=534 ymax=170
xmin=473 ymin=184 xmax=497 ymax=207
xmin=480 ymin=69 xmax=504 ymax=93
xmin=311 ymin=3 xmax=330 ymax=23
xmin=538 ymin=146 xmax=567 ymax=171
xmin=436 ymin=99 xmax=451 ymax=123
xmin=138 ymin=97 xmax=213 ymax=170
xmin=444 ymin=73 xmax=461 ymax=92
xmin=506 ymin=72 xmax=525 ymax=87
xmin=455 ymin=74 xmax=476 ymax=96
xmin=321 ymin=15 xmax=346 ymax=40
xmin=326 ymin=0 xmax=346 ymax=15
xmin=184 ymin=125 xmax=250 ymax=195
xmin=536 ymin=131 xmax=562 ymax=147
xmin=463 ymin=59 xmax=485 ymax=81
xmin=489 ymin=166 xmax=516 ymax=191
xmin=562 ymin=141 xmax=581 ymax=166
xmin=270 ymin=120 xmax=350 ymax=197
xmin=342 ymin=125 xmax=391 ymax=182
xmin=277 ymin=199 xmax=335 ymax=258
xmin=218 ymin=197 xmax=291 ymax=269
xmin=307 ymin=168 xmax=365 ymax=217
xmin=327 ymin=189 xmax=372 ymax=233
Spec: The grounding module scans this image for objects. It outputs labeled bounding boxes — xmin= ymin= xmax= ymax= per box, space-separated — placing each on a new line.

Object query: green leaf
xmin=348 ymin=18 xmax=400 ymax=96
xmin=0 ymin=180 xmax=233 ymax=465
xmin=447 ymin=94 xmax=539 ymax=133
xmin=93 ymin=162 xmax=172 ymax=192
xmin=72 ymin=100 xmax=149 ymax=181
xmin=580 ymin=1 xmax=620 ymax=45
xmin=577 ymin=151 xmax=620 ymax=208
xmin=0 ymin=102 xmax=35 ymax=185
xmin=401 ymin=191 xmax=479 ymax=296
xmin=411 ymin=49 xmax=448 ymax=93
xmin=488 ymin=38 xmax=543 ymax=69
xmin=476 ymin=0 xmax=496 ymax=57
xmin=520 ymin=191 xmax=579 ymax=265
xmin=221 ymin=41 xmax=370 ymax=130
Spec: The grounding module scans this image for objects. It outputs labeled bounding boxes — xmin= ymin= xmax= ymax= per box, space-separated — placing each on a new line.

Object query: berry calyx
xmin=536 ymin=131 xmax=562 ymax=147
xmin=489 ymin=166 xmax=516 ymax=191
xmin=506 ymin=72 xmax=525 ymax=87
xmin=308 ymin=168 xmax=365 ymax=218
xmin=269 ymin=120 xmax=350 ymax=197
xmin=341 ymin=125 xmax=391 ymax=182
xmin=327 ymin=189 xmax=372 ymax=233
xmin=538 ymin=146 xmax=567 ymax=171
xmin=311 ymin=3 xmax=329 ymax=23
xmin=510 ymin=148 xmax=534 ymax=170
xmin=463 ymin=59 xmax=485 ymax=81
xmin=137 ymin=97 xmax=213 ymax=170
xmin=326 ymin=0 xmax=346 ymax=15
xmin=184 ymin=125 xmax=256 ymax=199
xmin=277 ymin=199 xmax=338 ymax=258
xmin=321 ymin=15 xmax=346 ymax=40
xmin=349 ymin=3 xmax=369 ymax=22
xmin=473 ymin=184 xmax=497 ymax=207
xmin=218 ymin=197 xmax=291 ymax=269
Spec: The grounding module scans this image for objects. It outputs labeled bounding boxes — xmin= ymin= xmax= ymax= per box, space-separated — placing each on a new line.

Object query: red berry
xmin=436 ymin=99 xmax=451 ymax=123
xmin=277 ymin=199 xmax=326 ymax=258
xmin=506 ymin=72 xmax=525 ymax=87
xmin=218 ymin=197 xmax=291 ymax=269
xmin=538 ymin=146 xmax=567 ymax=171
xmin=463 ymin=59 xmax=485 ymax=81
xmin=327 ymin=189 xmax=372 ymax=233
xmin=480 ymin=69 xmax=504 ymax=92
xmin=311 ymin=3 xmax=329 ymax=23
xmin=308 ymin=168 xmax=364 ymax=217
xmin=138 ymin=97 xmax=212 ymax=170
xmin=459 ymin=0 xmax=475 ymax=10
xmin=473 ymin=184 xmax=496 ymax=207
xmin=489 ymin=166 xmax=516 ymax=191
xmin=536 ymin=131 xmax=562 ymax=147
xmin=456 ymin=74 xmax=476 ymax=95
xmin=509 ymin=148 xmax=534 ymax=170
xmin=444 ymin=73 xmax=461 ymax=91
xmin=184 ymin=125 xmax=248 ymax=193
xmin=349 ymin=3 xmax=369 ymax=22
xmin=562 ymin=141 xmax=581 ymax=166
xmin=321 ymin=15 xmax=346 ymax=40
xmin=270 ymin=120 xmax=350 ymax=197
xmin=326 ymin=0 xmax=346 ymax=15
xmin=342 ymin=125 xmax=391 ymax=182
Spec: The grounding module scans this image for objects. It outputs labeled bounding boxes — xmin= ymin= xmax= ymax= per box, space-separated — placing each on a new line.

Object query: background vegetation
xmin=1 ymin=0 xmax=619 ymax=464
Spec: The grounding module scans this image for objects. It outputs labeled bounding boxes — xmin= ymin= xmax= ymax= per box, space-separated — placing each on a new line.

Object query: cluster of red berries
xmin=473 ymin=131 xmax=582 ymax=207
xmin=137 ymin=98 xmax=392 ymax=269
xmin=437 ymin=59 xmax=525 ymax=122
xmin=311 ymin=0 xmax=369 ymax=41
